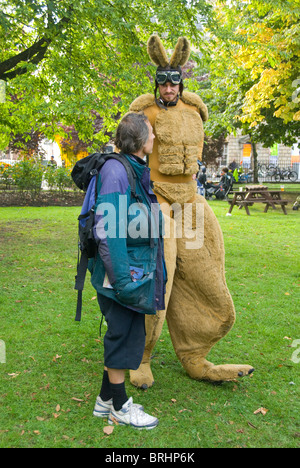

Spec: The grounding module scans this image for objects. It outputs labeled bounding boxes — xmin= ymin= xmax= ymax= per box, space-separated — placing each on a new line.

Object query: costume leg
xmin=130 ymin=213 xmax=177 ymax=388
xmin=166 ymin=195 xmax=254 ymax=382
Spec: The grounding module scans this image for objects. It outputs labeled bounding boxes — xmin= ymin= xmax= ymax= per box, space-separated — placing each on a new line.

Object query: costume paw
xmin=182 ymin=358 xmax=255 ymax=382
xmin=130 ymin=364 xmax=155 ymax=389
xmin=201 ymin=364 xmax=255 ymax=382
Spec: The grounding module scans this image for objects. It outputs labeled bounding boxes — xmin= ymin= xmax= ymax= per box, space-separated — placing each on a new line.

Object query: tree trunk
xmin=251 ymin=140 xmax=259 ymax=183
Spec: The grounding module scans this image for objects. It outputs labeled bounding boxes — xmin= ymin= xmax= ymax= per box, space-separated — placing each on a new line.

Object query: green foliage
xmin=1 ymin=0 xmax=299 ymax=151
xmin=0 ymin=161 xmax=74 ymax=196
xmin=197 ymin=0 xmax=300 ymax=147
xmin=44 ymin=166 xmax=74 ymax=193
xmin=0 ymin=0 xmax=212 ymax=150
xmin=10 ymin=160 xmax=44 ymax=196
xmin=0 ymin=163 xmax=13 ymax=189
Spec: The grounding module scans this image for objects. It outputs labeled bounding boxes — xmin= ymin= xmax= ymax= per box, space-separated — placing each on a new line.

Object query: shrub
xmin=43 ymin=166 xmax=57 ymax=191
xmin=0 ymin=164 xmax=14 ymax=190
xmin=10 ymin=160 xmax=44 ymax=197
xmin=44 ymin=166 xmax=74 ymax=193
xmin=1 ymin=160 xmax=76 ymax=197
xmin=53 ymin=167 xmax=74 ymax=193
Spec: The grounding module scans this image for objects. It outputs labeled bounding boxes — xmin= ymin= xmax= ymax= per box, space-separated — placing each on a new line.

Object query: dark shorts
xmin=97 ymin=294 xmax=146 ymax=370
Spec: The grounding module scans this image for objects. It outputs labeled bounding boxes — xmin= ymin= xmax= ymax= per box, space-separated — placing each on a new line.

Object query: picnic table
xmin=228 ymin=185 xmax=289 ymax=215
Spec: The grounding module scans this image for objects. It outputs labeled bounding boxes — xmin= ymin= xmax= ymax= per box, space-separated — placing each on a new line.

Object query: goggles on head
xmin=156 ymin=70 xmax=182 ymax=85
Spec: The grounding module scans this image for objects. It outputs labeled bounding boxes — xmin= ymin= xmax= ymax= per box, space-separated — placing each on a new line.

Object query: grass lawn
xmin=0 ymin=201 xmax=299 ymax=448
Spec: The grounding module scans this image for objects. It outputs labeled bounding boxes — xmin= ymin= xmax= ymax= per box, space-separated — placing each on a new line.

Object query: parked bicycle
xmin=257 ymin=163 xmax=276 ymax=175
xmin=270 ymin=166 xmax=298 ymax=182
xmin=238 ymin=170 xmax=253 ymax=183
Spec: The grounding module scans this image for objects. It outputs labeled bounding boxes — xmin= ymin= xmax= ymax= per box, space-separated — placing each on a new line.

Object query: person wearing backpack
xmin=89 ymin=113 xmax=166 ymax=430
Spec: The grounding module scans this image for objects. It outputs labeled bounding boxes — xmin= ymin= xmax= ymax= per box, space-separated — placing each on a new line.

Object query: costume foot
xmin=183 ymin=358 xmax=255 ymax=382
xmin=130 ymin=363 xmax=155 ymax=389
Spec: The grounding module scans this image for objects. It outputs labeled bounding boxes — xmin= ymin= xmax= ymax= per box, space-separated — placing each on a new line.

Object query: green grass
xmin=0 ymin=203 xmax=299 ymax=448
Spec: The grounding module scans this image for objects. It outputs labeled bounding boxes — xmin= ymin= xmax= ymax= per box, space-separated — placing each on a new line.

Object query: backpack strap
xmin=75 ymin=206 xmax=96 ymax=321
xmin=101 ymin=153 xmax=139 ymax=201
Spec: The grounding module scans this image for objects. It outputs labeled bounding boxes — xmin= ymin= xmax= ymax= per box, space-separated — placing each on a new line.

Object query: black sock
xmin=99 ymin=370 xmax=112 ymax=402
xmin=110 ymin=382 xmax=128 ymax=411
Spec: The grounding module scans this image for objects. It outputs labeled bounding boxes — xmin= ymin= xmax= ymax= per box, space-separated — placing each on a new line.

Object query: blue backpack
xmin=71 ymin=152 xmax=139 ymax=321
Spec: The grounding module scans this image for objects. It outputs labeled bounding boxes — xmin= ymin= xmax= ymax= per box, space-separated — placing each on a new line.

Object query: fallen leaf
xmin=103 ymin=426 xmax=114 ymax=435
xmin=171 ymin=398 xmax=177 ymax=404
xmin=71 ymin=397 xmax=84 ymax=402
xmin=52 ymin=354 xmax=62 ymax=362
xmin=56 ymin=404 xmax=61 ymax=412
xmin=254 ymin=407 xmax=268 ymax=416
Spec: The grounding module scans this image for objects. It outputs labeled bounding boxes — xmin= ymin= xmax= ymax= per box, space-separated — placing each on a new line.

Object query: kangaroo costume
xmin=129 ymin=35 xmax=254 ymax=387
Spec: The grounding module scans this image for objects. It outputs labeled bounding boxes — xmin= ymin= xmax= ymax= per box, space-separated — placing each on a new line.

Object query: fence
xmin=237 ymin=164 xmax=299 ymax=184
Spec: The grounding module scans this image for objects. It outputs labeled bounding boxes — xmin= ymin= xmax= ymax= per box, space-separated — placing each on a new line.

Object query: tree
xmin=190 ymin=0 xmax=300 ymax=181
xmin=0 ymin=0 xmax=212 ymax=151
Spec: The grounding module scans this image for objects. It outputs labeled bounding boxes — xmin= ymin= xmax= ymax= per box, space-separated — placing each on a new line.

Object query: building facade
xmin=220 ymin=134 xmax=300 ymax=179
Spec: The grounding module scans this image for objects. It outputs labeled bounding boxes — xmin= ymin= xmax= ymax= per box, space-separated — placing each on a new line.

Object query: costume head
xmin=147 ymin=35 xmax=191 ymax=98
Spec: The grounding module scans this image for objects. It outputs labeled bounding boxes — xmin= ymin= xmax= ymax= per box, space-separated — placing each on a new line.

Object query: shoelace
xmin=130 ymin=403 xmax=146 ymax=424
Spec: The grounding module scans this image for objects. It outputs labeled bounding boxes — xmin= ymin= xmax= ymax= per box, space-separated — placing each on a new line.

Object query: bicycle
xmin=258 ymin=163 xmax=276 ymax=175
xmin=272 ymin=167 xmax=298 ymax=182
xmin=238 ymin=170 xmax=253 ymax=183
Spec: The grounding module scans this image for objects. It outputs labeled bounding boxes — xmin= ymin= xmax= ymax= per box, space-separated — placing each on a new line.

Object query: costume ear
xmin=169 ymin=37 xmax=191 ymax=67
xmin=147 ymin=35 xmax=169 ymax=68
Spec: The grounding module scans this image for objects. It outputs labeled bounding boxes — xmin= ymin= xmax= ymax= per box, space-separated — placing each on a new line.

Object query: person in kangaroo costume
xmin=129 ymin=35 xmax=254 ymax=388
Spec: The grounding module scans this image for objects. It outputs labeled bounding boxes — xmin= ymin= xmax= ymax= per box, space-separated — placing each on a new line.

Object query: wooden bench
xmin=264 ymin=198 xmax=289 ymax=215
xmin=228 ymin=188 xmax=289 ymax=215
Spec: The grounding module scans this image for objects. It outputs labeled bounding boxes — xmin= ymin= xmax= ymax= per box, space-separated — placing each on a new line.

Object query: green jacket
xmin=89 ymin=154 xmax=166 ymax=315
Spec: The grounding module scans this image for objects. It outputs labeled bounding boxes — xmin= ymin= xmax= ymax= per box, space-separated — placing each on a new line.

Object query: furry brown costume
xmin=129 ymin=35 xmax=254 ymax=387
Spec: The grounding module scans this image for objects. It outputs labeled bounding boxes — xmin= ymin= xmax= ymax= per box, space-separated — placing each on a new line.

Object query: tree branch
xmin=0 ymin=14 xmax=72 ymax=81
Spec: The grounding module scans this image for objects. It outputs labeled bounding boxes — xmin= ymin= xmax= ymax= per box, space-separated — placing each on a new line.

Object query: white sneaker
xmin=108 ymin=397 xmax=159 ymax=430
xmin=93 ymin=396 xmax=144 ymax=419
xmin=93 ymin=396 xmax=114 ymax=418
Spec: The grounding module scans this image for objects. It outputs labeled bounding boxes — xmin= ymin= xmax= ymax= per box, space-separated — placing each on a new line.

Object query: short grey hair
xmin=115 ymin=113 xmax=149 ymax=154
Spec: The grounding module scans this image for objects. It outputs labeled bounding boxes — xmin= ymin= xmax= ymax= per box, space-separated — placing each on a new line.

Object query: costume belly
xmin=155 ymin=108 xmax=204 ymax=176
